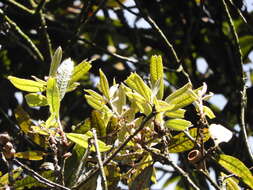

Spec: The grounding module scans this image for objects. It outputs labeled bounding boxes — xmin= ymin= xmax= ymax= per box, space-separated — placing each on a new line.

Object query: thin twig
xmin=0 ymin=9 xmax=44 ymax=62
xmin=92 ymin=129 xmax=108 ymax=190
xmin=14 ymin=159 xmax=70 ymax=190
xmin=199 ymin=170 xmax=222 ymax=190
xmin=38 ymin=8 xmax=53 ymax=62
xmin=227 ymin=0 xmax=247 ymax=24
xmin=5 ymin=0 xmax=35 ymax=14
xmin=133 ymin=0 xmax=191 ymax=83
xmin=72 ymin=110 xmax=157 ymax=189
xmin=221 ymin=0 xmax=253 ymax=163
xmin=145 ymin=147 xmax=200 ymax=190
xmin=80 ymin=38 xmax=138 ymax=64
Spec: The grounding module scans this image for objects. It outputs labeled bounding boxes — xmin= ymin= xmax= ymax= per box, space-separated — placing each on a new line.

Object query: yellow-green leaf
xmin=15 ymin=151 xmax=46 ymax=160
xmin=14 ymin=106 xmax=32 ymax=133
xmin=165 ymin=109 xmax=186 ymax=119
xmin=221 ymin=173 xmax=240 ymax=190
xmin=46 ymin=77 xmax=60 ymax=117
xmin=218 ymin=154 xmax=253 ymax=189
xmin=150 ymin=55 xmax=164 ymax=99
xmin=66 ymin=132 xmax=111 ymax=152
xmin=70 ymin=60 xmax=91 ymax=83
xmin=49 ymin=46 xmax=62 ymax=77
xmin=155 ymin=100 xmax=175 ymax=112
xmin=165 ymin=83 xmax=198 ymax=111
xmin=99 ymin=69 xmax=110 ymax=100
xmin=8 ymin=76 xmax=45 ymax=92
xmin=125 ymin=73 xmax=152 ymax=102
xmin=168 ymin=128 xmax=210 ymax=153
xmin=165 ymin=119 xmax=192 ymax=131
xmin=0 ymin=168 xmax=22 ymax=186
xmin=25 ymin=93 xmax=48 ymax=107
xmin=85 ymin=94 xmax=105 ymax=110
xmin=203 ymin=106 xmax=215 ymax=119
xmin=91 ymin=110 xmax=106 ymax=137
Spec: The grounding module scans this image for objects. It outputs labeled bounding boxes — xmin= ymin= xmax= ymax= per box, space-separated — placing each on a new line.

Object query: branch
xmin=5 ymin=0 xmax=35 ymax=15
xmin=144 ymin=147 xmax=200 ymax=190
xmin=221 ymin=0 xmax=253 ymax=163
xmin=133 ymin=0 xmax=191 ymax=83
xmin=0 ymin=9 xmax=44 ymax=62
xmin=92 ymin=129 xmax=108 ymax=190
xmin=14 ymin=159 xmax=70 ymax=190
xmin=199 ymin=170 xmax=222 ymax=190
xmin=72 ymin=110 xmax=157 ymax=189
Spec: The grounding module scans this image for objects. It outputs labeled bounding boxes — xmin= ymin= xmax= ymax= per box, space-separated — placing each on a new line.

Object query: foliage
xmin=0 ymin=0 xmax=253 ymax=189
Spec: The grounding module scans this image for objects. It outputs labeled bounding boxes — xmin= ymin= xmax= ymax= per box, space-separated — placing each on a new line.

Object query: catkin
xmin=56 ymin=58 xmax=74 ymax=100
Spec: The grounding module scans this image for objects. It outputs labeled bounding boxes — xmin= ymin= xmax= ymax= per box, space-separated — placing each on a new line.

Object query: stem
xmin=133 ymin=0 xmax=191 ymax=83
xmin=145 ymin=147 xmax=200 ymax=190
xmin=199 ymin=170 xmax=222 ymax=190
xmin=5 ymin=0 xmax=35 ymax=14
xmin=14 ymin=159 xmax=70 ymax=190
xmin=221 ymin=0 xmax=253 ymax=163
xmin=92 ymin=129 xmax=108 ymax=190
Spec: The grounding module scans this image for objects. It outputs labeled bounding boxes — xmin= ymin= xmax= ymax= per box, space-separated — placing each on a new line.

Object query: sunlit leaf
xmin=111 ymin=85 xmax=126 ymax=115
xmin=165 ymin=109 xmax=186 ymax=119
xmin=165 ymin=119 xmax=192 ymax=131
xmin=165 ymin=83 xmax=198 ymax=111
xmin=25 ymin=93 xmax=48 ymax=107
xmin=85 ymin=95 xmax=105 ymax=110
xmin=8 ymin=76 xmax=45 ymax=92
xmin=168 ymin=128 xmax=210 ymax=153
xmin=66 ymin=132 xmax=111 ymax=152
xmin=99 ymin=69 xmax=110 ymax=100
xmin=49 ymin=46 xmax=62 ymax=77
xmin=203 ymin=106 xmax=215 ymax=119
xmin=155 ymin=100 xmax=175 ymax=112
xmin=46 ymin=77 xmax=60 ymax=117
xmin=218 ymin=154 xmax=253 ymax=189
xmin=150 ymin=55 xmax=164 ymax=99
xmin=221 ymin=172 xmax=240 ymax=190
xmin=125 ymin=73 xmax=152 ymax=102
xmin=70 ymin=60 xmax=91 ymax=83
xmin=15 ymin=151 xmax=46 ymax=160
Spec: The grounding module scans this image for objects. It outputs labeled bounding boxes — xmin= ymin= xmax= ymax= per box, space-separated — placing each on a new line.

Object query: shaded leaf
xmin=130 ymin=166 xmax=153 ymax=190
xmin=218 ymin=154 xmax=253 ymax=189
xmin=91 ymin=110 xmax=107 ymax=137
xmin=8 ymin=76 xmax=45 ymax=92
xmin=165 ymin=119 xmax=192 ymax=131
xmin=14 ymin=171 xmax=54 ymax=189
xmin=0 ymin=168 xmax=22 ymax=186
xmin=14 ymin=106 xmax=32 ymax=133
xmin=25 ymin=93 xmax=48 ymax=107
xmin=15 ymin=151 xmax=46 ymax=160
